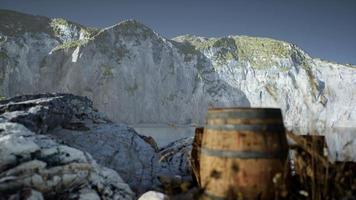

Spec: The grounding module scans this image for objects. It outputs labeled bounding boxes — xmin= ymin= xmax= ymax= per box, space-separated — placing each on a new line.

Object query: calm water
xmin=133 ymin=124 xmax=356 ymax=161
xmin=132 ymin=124 xmax=196 ymax=147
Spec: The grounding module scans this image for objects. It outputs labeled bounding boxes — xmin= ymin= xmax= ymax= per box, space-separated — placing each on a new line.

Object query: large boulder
xmin=159 ymin=137 xmax=193 ymax=180
xmin=138 ymin=191 xmax=168 ymax=200
xmin=50 ymin=123 xmax=162 ymax=193
xmin=0 ymin=122 xmax=134 ymax=199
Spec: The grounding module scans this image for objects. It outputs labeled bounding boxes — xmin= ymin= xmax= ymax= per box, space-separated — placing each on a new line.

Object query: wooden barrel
xmin=200 ymin=108 xmax=288 ymax=200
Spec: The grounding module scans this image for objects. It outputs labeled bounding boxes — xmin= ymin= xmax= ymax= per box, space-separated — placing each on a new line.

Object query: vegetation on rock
xmin=101 ymin=64 xmax=114 ymax=77
xmin=0 ymin=51 xmax=8 ymax=60
xmin=173 ymin=35 xmax=303 ymax=70
xmin=52 ymin=39 xmax=88 ymax=51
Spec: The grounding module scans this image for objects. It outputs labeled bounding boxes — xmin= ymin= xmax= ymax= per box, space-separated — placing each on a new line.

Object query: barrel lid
xmin=207 ymin=107 xmax=283 ymax=119
xmin=208 ymin=107 xmax=281 ymax=112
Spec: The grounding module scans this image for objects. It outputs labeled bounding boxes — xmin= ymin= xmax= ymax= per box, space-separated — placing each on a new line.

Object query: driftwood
xmin=286 ymin=130 xmax=356 ymax=200
xmin=190 ymin=127 xmax=204 ymax=186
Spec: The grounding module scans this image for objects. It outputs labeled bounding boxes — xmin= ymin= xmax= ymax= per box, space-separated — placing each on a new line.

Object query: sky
xmin=1 ymin=0 xmax=355 ymax=64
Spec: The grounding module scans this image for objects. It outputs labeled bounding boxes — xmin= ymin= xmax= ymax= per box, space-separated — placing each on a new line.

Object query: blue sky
xmin=1 ymin=0 xmax=355 ymax=64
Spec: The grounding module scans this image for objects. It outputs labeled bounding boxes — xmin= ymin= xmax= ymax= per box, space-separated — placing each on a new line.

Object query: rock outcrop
xmin=50 ymin=123 xmax=162 ymax=193
xmin=0 ymin=94 xmax=136 ymax=199
xmin=0 ymin=93 xmax=197 ymax=197
xmin=159 ymin=137 xmax=193 ymax=180
xmin=0 ymin=122 xmax=134 ymax=199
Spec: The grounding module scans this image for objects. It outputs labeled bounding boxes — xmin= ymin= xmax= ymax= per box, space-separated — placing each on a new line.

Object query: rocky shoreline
xmin=0 ymin=93 xmax=193 ymax=199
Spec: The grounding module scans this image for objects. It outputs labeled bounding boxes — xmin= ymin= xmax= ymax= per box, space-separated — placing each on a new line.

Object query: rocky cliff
xmin=0 ymin=9 xmax=355 ymax=134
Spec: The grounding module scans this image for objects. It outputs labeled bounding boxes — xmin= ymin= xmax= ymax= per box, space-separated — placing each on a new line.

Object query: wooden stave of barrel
xmin=199 ymin=107 xmax=289 ymax=200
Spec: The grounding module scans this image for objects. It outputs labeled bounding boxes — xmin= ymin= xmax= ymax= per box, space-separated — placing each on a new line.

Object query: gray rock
xmin=138 ymin=191 xmax=168 ymax=200
xmin=0 ymin=93 xmax=109 ymax=134
xmin=50 ymin=123 xmax=162 ymax=194
xmin=0 ymin=94 xmax=138 ymax=198
xmin=0 ymin=122 xmax=134 ymax=199
xmin=0 ymin=188 xmax=44 ymax=200
xmin=158 ymin=137 xmax=193 ymax=180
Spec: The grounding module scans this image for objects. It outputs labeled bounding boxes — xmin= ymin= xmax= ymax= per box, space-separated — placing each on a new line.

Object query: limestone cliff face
xmin=173 ymin=35 xmax=356 ymax=132
xmin=0 ymin=10 xmax=96 ymax=98
xmin=0 ymin=10 xmax=355 ymax=133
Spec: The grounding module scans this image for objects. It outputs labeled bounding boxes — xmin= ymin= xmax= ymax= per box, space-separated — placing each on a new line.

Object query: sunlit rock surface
xmin=138 ymin=191 xmax=168 ymax=200
xmin=0 ymin=122 xmax=134 ymax=199
xmin=173 ymin=35 xmax=356 ymax=133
